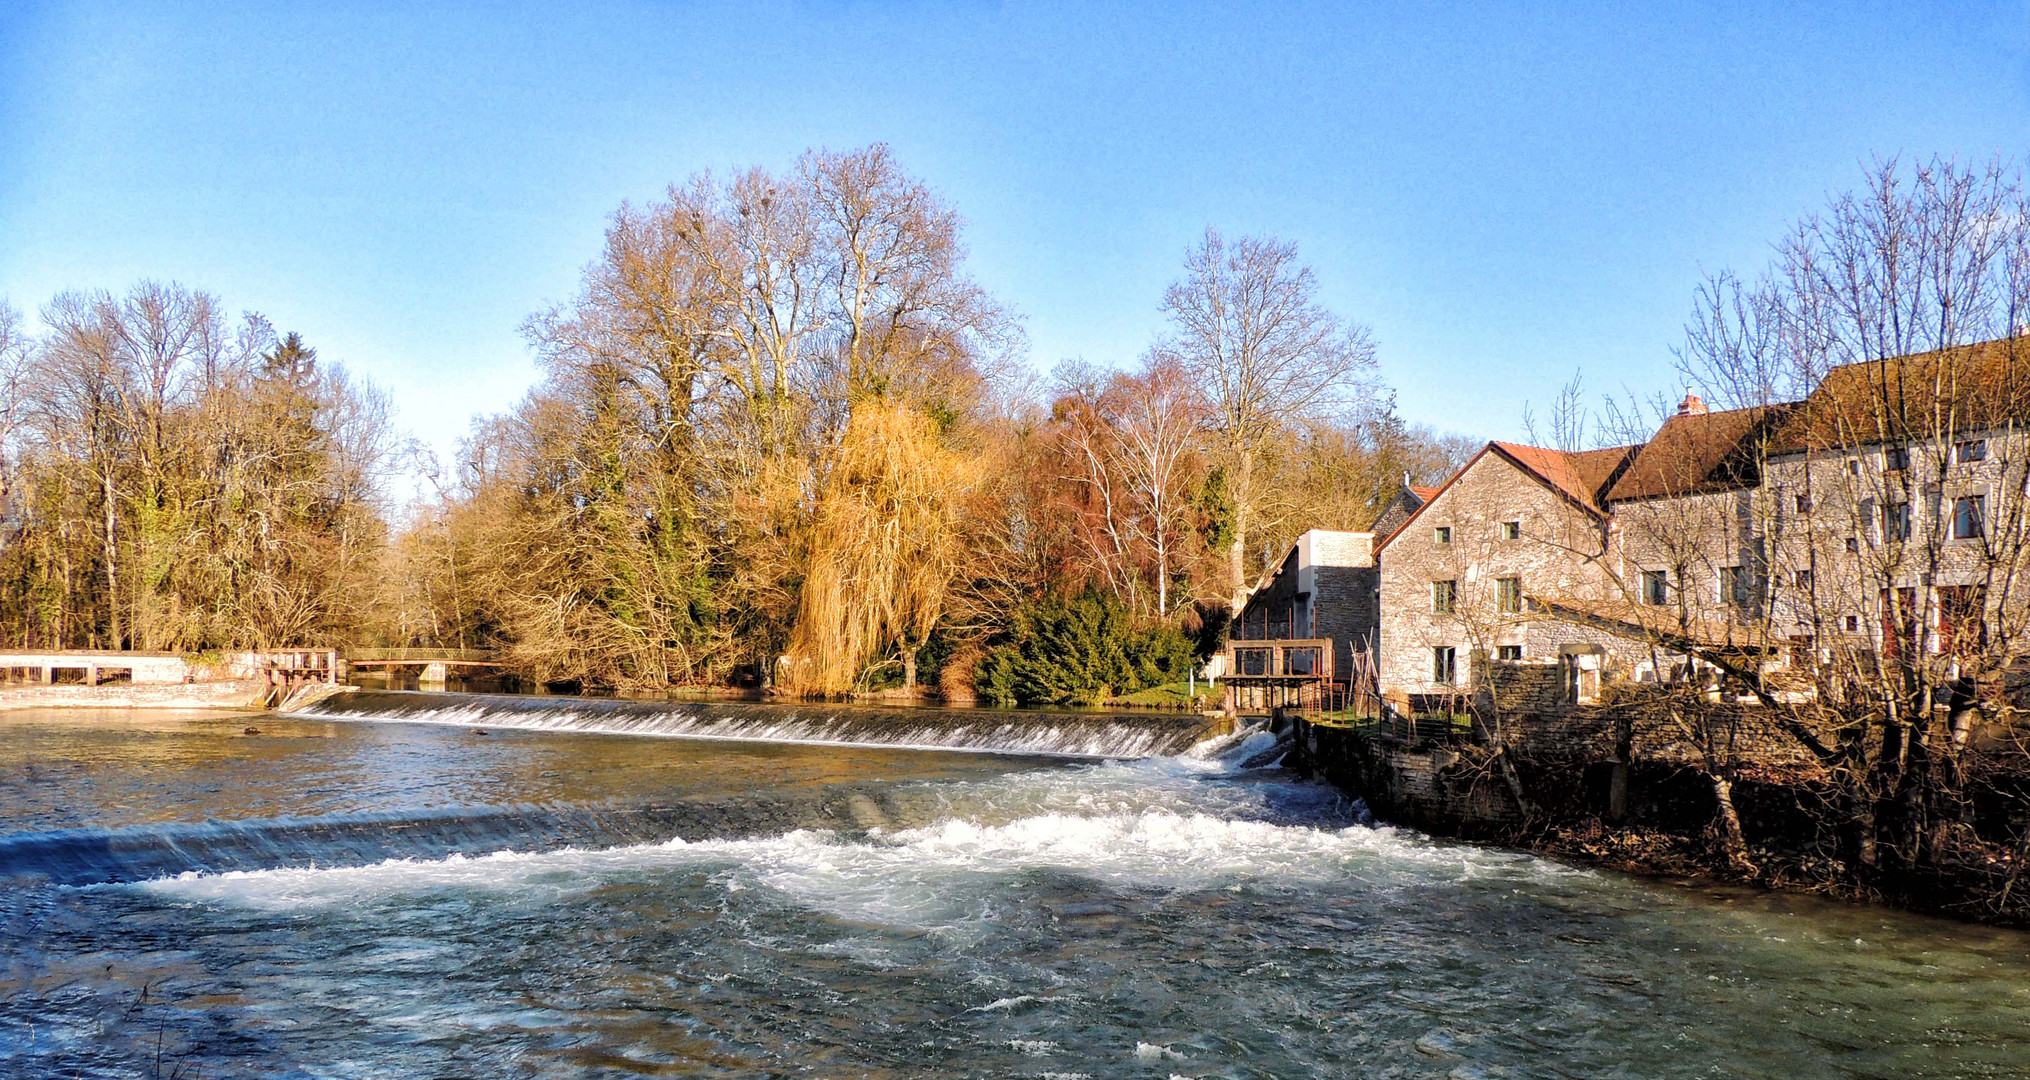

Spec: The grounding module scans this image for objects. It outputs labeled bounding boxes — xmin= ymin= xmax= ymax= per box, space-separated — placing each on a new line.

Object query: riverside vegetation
xmin=0 ymin=144 xmax=1464 ymax=702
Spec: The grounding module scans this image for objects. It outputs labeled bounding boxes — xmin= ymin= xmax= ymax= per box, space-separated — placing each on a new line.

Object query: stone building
xmin=1373 ymin=441 xmax=1641 ymax=705
xmin=1370 ymin=480 xmax=1439 ymax=541
xmin=1367 ymin=339 xmax=2030 ymax=711
xmin=1222 ymin=529 xmax=1377 ymax=712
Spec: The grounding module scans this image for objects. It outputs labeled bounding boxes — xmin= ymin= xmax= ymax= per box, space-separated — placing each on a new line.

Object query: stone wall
xmin=1377 ymin=450 xmax=1641 ymax=695
xmin=0 ymin=679 xmax=270 ymax=710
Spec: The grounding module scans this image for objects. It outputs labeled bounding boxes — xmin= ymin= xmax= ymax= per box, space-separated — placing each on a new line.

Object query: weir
xmin=287 ymin=690 xmax=1228 ymax=758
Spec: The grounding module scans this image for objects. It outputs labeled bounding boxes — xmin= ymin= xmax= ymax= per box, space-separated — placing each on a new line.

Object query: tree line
xmin=0 ymin=145 xmax=1465 ymax=695
xmin=0 ymin=286 xmax=395 ymax=652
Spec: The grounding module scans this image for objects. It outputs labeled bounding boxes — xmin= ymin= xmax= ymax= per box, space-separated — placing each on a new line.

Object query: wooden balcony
xmin=1223 ymin=637 xmax=1335 ymax=682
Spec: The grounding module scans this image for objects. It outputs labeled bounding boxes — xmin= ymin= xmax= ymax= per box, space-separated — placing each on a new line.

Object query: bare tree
xmin=1160 ymin=228 xmax=1379 ymax=605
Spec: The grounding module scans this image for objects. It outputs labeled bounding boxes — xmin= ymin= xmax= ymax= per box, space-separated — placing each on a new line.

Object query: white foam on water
xmin=289 ymin=697 xmax=1205 ymax=759
xmin=138 ymin=800 xmax=1567 ymax=934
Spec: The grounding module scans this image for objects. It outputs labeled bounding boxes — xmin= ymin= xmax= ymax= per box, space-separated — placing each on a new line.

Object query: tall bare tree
xmin=1160 ymin=228 xmax=1379 ymax=605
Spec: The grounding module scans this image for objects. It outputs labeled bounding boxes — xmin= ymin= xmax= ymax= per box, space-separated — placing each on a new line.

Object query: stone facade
xmin=1375 ymin=445 xmax=1644 ymax=699
xmin=1229 ymin=529 xmax=1377 ymax=689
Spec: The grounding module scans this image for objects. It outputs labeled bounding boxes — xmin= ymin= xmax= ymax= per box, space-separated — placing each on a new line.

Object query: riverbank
xmin=0 ymin=679 xmax=270 ymax=710
xmin=1290 ymin=713 xmax=2030 ymax=928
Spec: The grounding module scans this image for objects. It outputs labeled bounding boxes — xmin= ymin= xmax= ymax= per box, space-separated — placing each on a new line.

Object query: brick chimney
xmin=1678 ymin=392 xmax=1708 ymax=416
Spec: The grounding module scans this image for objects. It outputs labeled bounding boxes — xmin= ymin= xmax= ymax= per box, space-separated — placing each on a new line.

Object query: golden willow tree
xmin=424 ymin=145 xmax=1017 ymax=693
xmin=0 ymin=284 xmax=396 ymax=650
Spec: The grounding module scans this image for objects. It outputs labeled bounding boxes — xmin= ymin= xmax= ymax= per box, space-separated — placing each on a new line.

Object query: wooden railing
xmin=1223 ymin=637 xmax=1335 ymax=681
xmin=343 ymin=648 xmax=496 ymax=663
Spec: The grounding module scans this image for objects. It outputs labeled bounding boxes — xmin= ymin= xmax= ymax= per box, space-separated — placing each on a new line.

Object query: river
xmin=2 ymin=705 xmax=2028 ymax=1078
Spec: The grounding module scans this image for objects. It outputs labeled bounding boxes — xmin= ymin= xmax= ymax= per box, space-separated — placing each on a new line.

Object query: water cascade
xmin=288 ymin=690 xmax=1223 ymax=758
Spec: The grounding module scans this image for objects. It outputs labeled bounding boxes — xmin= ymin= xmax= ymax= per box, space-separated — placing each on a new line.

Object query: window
xmin=1794 ymin=493 xmax=1813 ymax=514
xmin=1953 ymin=495 xmax=1985 ymax=540
xmin=1642 ymin=569 xmax=1669 ymax=606
xmin=1562 ymin=653 xmax=1601 ymax=704
xmin=1795 ymin=569 xmax=1813 ymax=590
xmin=1883 ymin=502 xmax=1912 ymax=543
xmin=1881 ymin=586 xmax=1919 ymax=660
xmin=1433 ymin=525 xmax=1451 ymax=545
xmin=1432 ymin=646 xmax=1457 ymax=684
xmin=1845 ymin=615 xmax=1860 ymax=633
xmin=1496 ymin=576 xmax=1522 ymax=613
xmin=1885 ymin=446 xmax=1910 ymax=471
xmin=1496 ymin=645 xmax=1523 ymax=661
xmin=1722 ymin=565 xmax=1755 ymax=608
xmin=1848 ymin=459 xmax=1861 ymax=476
xmin=1432 ymin=580 xmax=1457 ymax=614
xmin=1957 ymin=440 xmax=1987 ymax=464
xmin=1939 ymin=585 xmax=1988 ymax=657
xmin=1845 ymin=536 xmax=1860 ymax=554
xmin=1500 ymin=520 xmax=1521 ymax=540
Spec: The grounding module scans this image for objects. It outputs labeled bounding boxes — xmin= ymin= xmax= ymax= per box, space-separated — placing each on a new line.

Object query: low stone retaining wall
xmin=1293 ymin=719 xmax=1525 ymax=838
xmin=0 ymin=680 xmax=270 ymax=710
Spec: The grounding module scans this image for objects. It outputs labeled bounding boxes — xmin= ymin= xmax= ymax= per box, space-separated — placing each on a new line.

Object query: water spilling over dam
xmin=288 ymin=689 xmax=1224 ymax=758
xmin=6 ymin=709 xmax=2030 ymax=1078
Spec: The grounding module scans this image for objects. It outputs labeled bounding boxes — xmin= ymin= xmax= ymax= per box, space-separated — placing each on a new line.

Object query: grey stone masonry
xmin=1376 ymin=445 xmax=1647 ymax=698
xmin=1232 ymin=529 xmax=1378 ymax=684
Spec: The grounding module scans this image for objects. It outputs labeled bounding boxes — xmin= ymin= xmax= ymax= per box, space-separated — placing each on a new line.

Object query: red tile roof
xmin=1490 ymin=442 xmax=1641 ymax=514
xmin=1606 ymin=404 xmax=1795 ymax=502
xmin=1377 ymin=441 xmax=1640 ymax=551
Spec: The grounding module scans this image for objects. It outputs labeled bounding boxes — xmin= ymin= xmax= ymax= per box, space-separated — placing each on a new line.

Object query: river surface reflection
xmin=3 ymin=709 xmax=2028 ymax=1078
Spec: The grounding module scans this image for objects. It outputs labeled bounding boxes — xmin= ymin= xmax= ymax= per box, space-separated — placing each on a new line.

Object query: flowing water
xmin=4 ymin=708 xmax=2030 ymax=1078
xmin=289 ymin=690 xmax=1224 ymax=759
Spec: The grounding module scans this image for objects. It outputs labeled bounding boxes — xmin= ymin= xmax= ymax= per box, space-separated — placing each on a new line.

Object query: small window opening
xmin=1432 ymin=580 xmax=1457 ymax=614
xmin=1496 ymin=577 xmax=1522 ymax=613
xmin=1641 ymin=570 xmax=1668 ymax=606
xmin=1499 ymin=520 xmax=1521 ymax=540
xmin=1433 ymin=525 xmax=1451 ymax=545
xmin=1954 ymin=495 xmax=1985 ymax=540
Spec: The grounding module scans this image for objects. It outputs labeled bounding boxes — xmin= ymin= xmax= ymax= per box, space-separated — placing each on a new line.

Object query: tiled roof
xmin=1770 ymin=337 xmax=2030 ymax=453
xmin=1378 ymin=441 xmax=1640 ymax=551
xmin=1489 ymin=442 xmax=1641 ymax=514
xmin=1408 ymin=485 xmax=1441 ymax=502
xmin=1606 ymin=405 xmax=1795 ymax=502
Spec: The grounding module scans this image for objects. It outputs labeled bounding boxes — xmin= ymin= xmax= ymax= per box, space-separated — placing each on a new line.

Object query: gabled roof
xmin=1770 ymin=337 xmax=2030 ymax=454
xmin=1408 ymin=485 xmax=1441 ymax=502
xmin=1606 ymin=404 xmax=1796 ymax=502
xmin=1489 ymin=442 xmax=1641 ymax=514
xmin=1376 ymin=440 xmax=1641 ymax=552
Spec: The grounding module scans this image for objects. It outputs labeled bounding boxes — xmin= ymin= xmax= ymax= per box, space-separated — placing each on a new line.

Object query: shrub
xmin=976 ymin=589 xmax=1195 ymax=706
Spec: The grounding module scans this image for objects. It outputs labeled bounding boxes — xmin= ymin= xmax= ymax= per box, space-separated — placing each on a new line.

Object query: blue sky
xmin=2 ymin=2 xmax=2026 ymax=464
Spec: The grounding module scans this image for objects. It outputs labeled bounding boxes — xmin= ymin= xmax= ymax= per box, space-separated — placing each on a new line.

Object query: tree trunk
xmin=1607 ymin=711 xmax=1635 ymax=824
xmin=1227 ymin=451 xmax=1253 ymax=610
xmin=101 ymin=469 xmax=121 ymax=649
xmin=1710 ymin=774 xmax=1753 ymax=873
xmin=903 ymin=648 xmax=917 ymax=693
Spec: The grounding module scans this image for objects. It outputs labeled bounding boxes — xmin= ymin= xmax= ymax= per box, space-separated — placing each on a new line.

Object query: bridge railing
xmin=344 ymin=648 xmax=496 ymax=662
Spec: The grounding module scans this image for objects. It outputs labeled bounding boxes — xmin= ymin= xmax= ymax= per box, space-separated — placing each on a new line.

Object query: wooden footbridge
xmin=339 ymin=648 xmax=501 ymax=686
